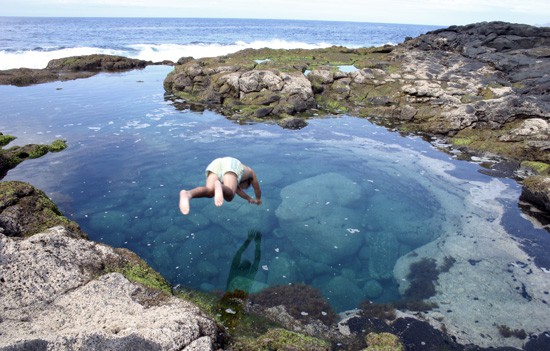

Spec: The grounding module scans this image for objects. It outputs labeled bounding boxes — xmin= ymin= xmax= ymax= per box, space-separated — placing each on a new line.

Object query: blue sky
xmin=2 ymin=0 xmax=549 ymax=26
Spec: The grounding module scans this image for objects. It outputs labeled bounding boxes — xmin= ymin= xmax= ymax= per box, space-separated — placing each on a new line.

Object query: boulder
xmin=321 ymin=275 xmax=364 ymax=312
xmin=278 ymin=117 xmax=309 ymax=129
xmin=165 ymin=63 xmax=316 ymax=119
xmin=0 ymin=226 xmax=220 ymax=350
xmin=46 ymin=54 xmax=150 ymax=71
xmin=521 ymin=176 xmax=550 ymax=213
xmin=0 ymin=181 xmax=83 ymax=238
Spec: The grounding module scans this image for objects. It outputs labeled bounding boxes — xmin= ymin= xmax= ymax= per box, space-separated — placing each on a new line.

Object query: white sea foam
xmin=0 ymin=39 xmax=334 ymax=70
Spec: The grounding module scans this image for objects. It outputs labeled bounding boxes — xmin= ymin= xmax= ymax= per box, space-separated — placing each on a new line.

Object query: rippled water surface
xmin=2 ymin=67 xmax=549 ymax=347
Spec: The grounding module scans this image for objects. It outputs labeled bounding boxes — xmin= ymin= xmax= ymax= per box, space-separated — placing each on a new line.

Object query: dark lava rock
xmin=0 ymin=54 xmax=153 ymax=87
xmin=46 ymin=54 xmax=150 ymax=71
xmin=278 ymin=117 xmax=308 ymax=129
xmin=391 ymin=317 xmax=464 ymax=351
xmin=524 ymin=331 xmax=550 ymax=351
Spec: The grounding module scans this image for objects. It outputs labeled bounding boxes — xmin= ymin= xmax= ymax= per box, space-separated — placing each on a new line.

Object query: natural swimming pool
xmin=2 ymin=66 xmax=549 ymax=347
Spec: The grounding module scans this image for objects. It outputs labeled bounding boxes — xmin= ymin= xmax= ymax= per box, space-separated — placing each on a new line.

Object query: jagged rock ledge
xmin=162 ymin=21 xmax=550 ymax=217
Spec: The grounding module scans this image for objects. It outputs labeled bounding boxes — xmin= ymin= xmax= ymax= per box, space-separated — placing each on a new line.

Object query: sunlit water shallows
xmin=2 ymin=67 xmax=549 ymax=347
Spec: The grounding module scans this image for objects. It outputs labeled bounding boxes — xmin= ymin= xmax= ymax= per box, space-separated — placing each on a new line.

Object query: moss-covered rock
xmin=0 ymin=54 xmax=155 ymax=86
xmin=230 ymin=328 xmax=331 ymax=351
xmin=48 ymin=139 xmax=68 ymax=152
xmin=521 ymin=161 xmax=550 ymax=175
xmin=0 ymin=136 xmax=68 ymax=179
xmin=363 ymin=332 xmax=404 ymax=351
xmin=106 ymin=248 xmax=172 ymax=295
xmin=0 ymin=180 xmax=85 ymax=238
xmin=46 ymin=54 xmax=150 ymax=72
xmin=0 ymin=133 xmax=16 ymax=147
xmin=520 ymin=176 xmax=550 ymax=213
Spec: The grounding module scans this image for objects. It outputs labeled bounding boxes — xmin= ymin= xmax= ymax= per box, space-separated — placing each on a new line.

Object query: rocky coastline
xmin=1 ymin=21 xmax=550 ymax=351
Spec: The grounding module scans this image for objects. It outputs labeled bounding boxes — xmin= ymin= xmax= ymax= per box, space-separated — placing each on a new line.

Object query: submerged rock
xmin=275 ymin=172 xmax=364 ymax=264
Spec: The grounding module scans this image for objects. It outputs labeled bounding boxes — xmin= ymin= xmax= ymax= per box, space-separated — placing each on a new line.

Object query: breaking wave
xmin=0 ymin=39 xmax=337 ymax=70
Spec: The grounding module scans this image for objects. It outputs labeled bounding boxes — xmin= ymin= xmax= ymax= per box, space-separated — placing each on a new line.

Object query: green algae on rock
xmin=106 ymin=248 xmax=173 ymax=296
xmin=0 ymin=133 xmax=16 ymax=147
xmin=230 ymin=328 xmax=331 ymax=351
xmin=0 ymin=135 xmax=67 ymax=179
xmin=0 ymin=181 xmax=85 ymax=238
xmin=363 ymin=332 xmax=404 ymax=351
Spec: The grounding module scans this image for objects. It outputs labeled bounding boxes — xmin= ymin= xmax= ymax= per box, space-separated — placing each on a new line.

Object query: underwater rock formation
xmin=275 ymin=172 xmax=363 ymax=265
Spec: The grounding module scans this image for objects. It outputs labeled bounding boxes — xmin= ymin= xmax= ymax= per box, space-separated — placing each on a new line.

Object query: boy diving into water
xmin=179 ymin=157 xmax=262 ymax=215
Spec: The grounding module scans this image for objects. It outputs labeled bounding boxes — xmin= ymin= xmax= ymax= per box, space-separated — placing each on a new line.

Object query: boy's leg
xmin=220 ymin=172 xmax=238 ymax=201
xmin=179 ymin=173 xmax=218 ymax=214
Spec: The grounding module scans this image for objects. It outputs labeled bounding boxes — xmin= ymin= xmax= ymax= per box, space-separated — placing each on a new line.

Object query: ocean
xmin=0 ymin=17 xmax=440 ymax=70
xmin=1 ymin=17 xmax=549 ymax=349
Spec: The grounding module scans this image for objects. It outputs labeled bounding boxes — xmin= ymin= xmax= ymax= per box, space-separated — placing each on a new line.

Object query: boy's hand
xmin=249 ymin=198 xmax=262 ymax=205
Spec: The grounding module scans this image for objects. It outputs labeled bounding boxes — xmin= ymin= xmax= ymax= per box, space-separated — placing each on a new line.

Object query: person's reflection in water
xmin=226 ymin=230 xmax=262 ymax=293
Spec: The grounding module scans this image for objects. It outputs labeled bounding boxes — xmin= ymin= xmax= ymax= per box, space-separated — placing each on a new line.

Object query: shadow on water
xmin=226 ymin=230 xmax=262 ymax=293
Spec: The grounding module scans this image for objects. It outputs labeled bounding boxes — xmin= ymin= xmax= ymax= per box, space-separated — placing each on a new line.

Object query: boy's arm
xmin=250 ymin=171 xmax=262 ymax=205
xmin=236 ymin=187 xmax=252 ymax=202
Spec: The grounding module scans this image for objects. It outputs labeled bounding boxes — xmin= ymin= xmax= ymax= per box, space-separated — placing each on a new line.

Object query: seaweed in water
xmin=497 ymin=324 xmax=528 ymax=340
xmin=404 ymin=258 xmax=439 ymax=300
xmin=392 ymin=299 xmax=438 ymax=312
xmin=358 ymin=301 xmax=397 ymax=321
xmin=215 ymin=289 xmax=249 ymax=330
xmin=249 ymin=284 xmax=338 ymax=326
xmin=439 ymin=256 xmax=456 ymax=273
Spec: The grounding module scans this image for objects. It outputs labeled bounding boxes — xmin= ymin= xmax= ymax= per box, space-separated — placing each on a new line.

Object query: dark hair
xmin=239 ymin=177 xmax=252 ymax=189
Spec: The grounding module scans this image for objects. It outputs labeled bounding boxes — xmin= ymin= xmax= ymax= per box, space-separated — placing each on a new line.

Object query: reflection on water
xmin=227 ymin=230 xmax=262 ymax=293
xmin=2 ymin=66 xmax=549 ymax=347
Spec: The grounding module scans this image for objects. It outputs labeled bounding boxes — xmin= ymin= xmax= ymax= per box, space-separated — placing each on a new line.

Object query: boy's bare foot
xmin=214 ymin=180 xmax=224 ymax=207
xmin=179 ymin=190 xmax=191 ymax=215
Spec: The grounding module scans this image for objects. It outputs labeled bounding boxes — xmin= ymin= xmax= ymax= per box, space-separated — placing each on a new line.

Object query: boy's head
xmin=239 ymin=177 xmax=252 ymax=189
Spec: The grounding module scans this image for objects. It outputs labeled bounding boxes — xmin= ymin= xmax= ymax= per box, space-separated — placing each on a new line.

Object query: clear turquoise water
xmin=1 ymin=66 xmax=543 ymax=312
